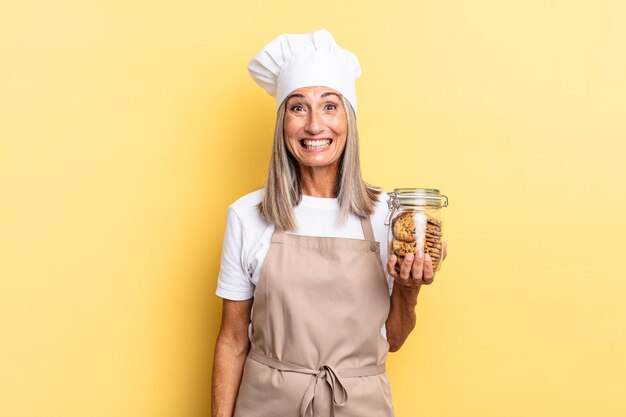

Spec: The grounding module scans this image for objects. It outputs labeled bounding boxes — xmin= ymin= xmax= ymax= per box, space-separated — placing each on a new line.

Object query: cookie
xmin=426 ymin=215 xmax=442 ymax=226
xmin=392 ymin=239 xmax=417 ymax=257
xmin=425 ymin=228 xmax=442 ymax=236
xmin=392 ymin=212 xmax=416 ymax=242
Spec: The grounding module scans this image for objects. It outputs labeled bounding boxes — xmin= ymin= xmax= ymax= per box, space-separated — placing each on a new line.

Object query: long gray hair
xmin=257 ymin=95 xmax=381 ymax=231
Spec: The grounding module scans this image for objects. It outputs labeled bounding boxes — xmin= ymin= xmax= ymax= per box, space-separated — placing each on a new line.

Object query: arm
xmin=211 ymin=298 xmax=253 ymax=417
xmin=385 ymin=243 xmax=447 ymax=352
xmin=385 ymin=279 xmax=420 ymax=352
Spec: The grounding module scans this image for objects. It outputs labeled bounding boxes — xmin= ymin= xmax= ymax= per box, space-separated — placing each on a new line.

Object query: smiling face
xmin=283 ymin=86 xmax=348 ymax=170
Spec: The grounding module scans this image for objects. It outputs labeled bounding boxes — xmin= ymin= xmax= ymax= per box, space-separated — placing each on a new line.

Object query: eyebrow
xmin=286 ymin=91 xmax=342 ymax=102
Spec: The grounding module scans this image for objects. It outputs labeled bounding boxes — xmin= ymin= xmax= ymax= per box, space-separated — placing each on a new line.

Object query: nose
xmin=304 ymin=108 xmax=324 ymax=135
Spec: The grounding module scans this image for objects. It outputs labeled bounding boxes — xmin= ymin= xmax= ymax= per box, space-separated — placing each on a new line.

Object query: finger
xmin=387 ymin=255 xmax=399 ymax=278
xmin=399 ymin=253 xmax=414 ymax=283
xmin=411 ymin=250 xmax=424 ymax=282
xmin=423 ymin=253 xmax=435 ymax=284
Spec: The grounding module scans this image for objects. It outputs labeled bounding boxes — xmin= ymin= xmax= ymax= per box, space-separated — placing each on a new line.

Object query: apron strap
xmin=359 ymin=215 xmax=376 ymax=242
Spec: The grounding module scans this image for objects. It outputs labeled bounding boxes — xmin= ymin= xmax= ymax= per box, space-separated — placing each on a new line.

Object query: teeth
xmin=302 ymin=139 xmax=331 ymax=149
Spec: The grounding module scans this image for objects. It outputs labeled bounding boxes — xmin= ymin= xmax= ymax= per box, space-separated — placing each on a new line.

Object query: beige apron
xmin=233 ymin=215 xmax=394 ymax=417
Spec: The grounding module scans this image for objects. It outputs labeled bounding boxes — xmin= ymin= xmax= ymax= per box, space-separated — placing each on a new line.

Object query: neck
xmin=299 ymin=164 xmax=339 ymax=198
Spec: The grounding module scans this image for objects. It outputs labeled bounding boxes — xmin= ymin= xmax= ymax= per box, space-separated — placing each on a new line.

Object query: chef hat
xmin=248 ymin=29 xmax=362 ymax=114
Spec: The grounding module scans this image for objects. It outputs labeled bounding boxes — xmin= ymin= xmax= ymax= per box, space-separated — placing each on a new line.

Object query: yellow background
xmin=1 ymin=1 xmax=625 ymax=416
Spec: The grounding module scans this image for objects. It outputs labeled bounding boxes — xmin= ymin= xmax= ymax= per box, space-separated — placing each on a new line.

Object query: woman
xmin=212 ymin=29 xmax=447 ymax=417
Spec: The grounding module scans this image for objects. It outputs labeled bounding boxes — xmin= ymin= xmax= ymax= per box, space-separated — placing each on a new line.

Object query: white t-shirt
xmin=215 ymin=188 xmax=394 ymax=301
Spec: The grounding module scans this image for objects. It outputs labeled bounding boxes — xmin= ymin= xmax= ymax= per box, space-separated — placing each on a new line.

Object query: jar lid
xmin=391 ymin=187 xmax=448 ymax=208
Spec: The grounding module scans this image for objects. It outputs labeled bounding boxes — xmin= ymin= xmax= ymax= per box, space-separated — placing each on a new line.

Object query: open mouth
xmin=299 ymin=138 xmax=333 ymax=150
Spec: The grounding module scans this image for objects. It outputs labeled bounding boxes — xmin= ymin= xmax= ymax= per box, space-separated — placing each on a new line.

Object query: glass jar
xmin=385 ymin=188 xmax=449 ymax=273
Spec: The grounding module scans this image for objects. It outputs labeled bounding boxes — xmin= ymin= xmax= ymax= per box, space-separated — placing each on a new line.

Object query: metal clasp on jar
xmin=384 ymin=192 xmax=399 ymax=226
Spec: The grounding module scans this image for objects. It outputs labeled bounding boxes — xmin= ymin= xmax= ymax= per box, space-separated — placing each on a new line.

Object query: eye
xmin=325 ymin=103 xmax=337 ymax=111
xmin=290 ymin=104 xmax=305 ymax=112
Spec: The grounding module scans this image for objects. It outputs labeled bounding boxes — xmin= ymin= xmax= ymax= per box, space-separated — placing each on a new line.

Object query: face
xmin=283 ymin=86 xmax=348 ymax=170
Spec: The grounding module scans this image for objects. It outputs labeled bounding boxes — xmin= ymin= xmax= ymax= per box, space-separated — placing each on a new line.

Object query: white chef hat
xmin=248 ymin=29 xmax=362 ymax=114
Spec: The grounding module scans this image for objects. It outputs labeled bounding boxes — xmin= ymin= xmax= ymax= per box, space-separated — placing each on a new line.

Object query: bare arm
xmin=385 ymin=243 xmax=447 ymax=352
xmin=211 ymin=298 xmax=253 ymax=417
xmin=385 ymin=279 xmax=420 ymax=352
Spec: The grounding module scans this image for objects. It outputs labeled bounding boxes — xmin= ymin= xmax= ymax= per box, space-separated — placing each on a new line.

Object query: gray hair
xmin=257 ymin=95 xmax=381 ymax=231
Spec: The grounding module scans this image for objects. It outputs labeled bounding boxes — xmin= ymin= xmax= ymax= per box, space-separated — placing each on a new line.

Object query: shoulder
xmin=367 ymin=189 xmax=390 ymax=238
xmin=372 ymin=190 xmax=390 ymax=221
xmin=374 ymin=190 xmax=390 ymax=208
xmin=227 ymin=188 xmax=270 ymax=233
xmin=229 ymin=188 xmax=264 ymax=219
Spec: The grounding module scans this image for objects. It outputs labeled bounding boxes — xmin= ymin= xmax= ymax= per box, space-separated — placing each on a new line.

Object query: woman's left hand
xmin=387 ymin=242 xmax=448 ymax=289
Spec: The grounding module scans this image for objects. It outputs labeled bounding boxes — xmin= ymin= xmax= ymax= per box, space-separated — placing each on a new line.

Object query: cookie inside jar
xmin=391 ymin=210 xmax=443 ymax=273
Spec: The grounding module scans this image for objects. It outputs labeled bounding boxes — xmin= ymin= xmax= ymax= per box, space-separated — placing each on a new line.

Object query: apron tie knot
xmin=300 ymin=364 xmax=348 ymax=417
xmin=247 ymin=349 xmax=386 ymax=417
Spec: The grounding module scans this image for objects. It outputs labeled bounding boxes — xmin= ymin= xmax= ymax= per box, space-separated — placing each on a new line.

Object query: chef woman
xmin=211 ymin=29 xmax=447 ymax=417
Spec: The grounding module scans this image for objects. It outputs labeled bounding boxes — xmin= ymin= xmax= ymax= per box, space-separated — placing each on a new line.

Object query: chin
xmin=298 ymin=156 xmax=339 ymax=168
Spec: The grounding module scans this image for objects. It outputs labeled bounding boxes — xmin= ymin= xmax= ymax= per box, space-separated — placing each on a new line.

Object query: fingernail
xmin=417 ymin=250 xmax=423 ymax=259
xmin=425 ymin=253 xmax=431 ymax=261
xmin=406 ymin=253 xmax=414 ymax=261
